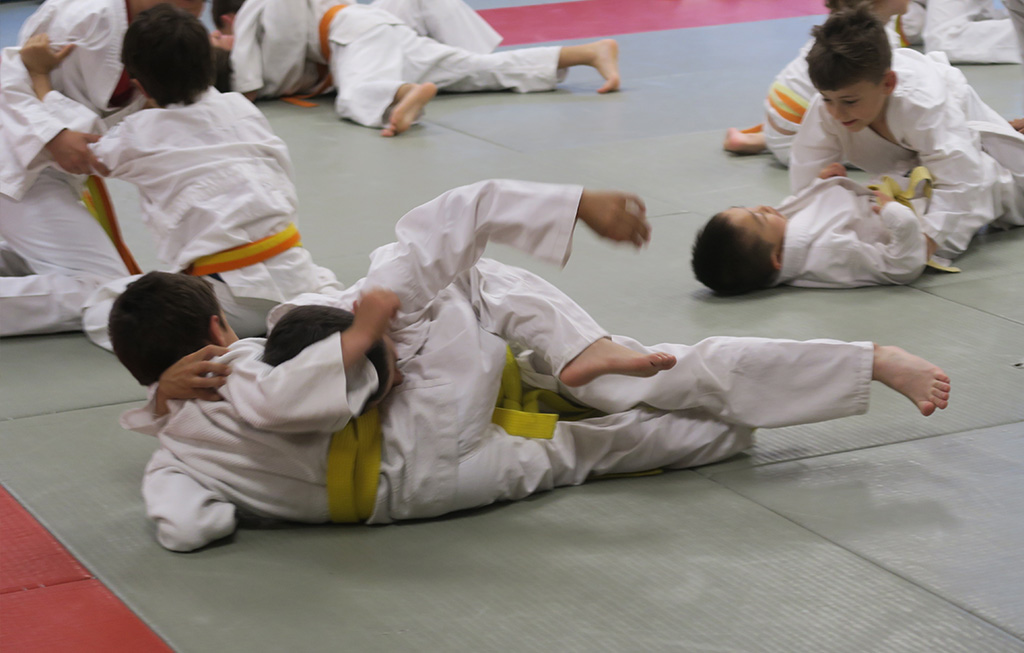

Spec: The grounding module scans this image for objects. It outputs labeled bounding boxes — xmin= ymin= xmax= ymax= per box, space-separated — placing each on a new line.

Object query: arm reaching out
xmin=576 ymin=190 xmax=651 ymax=248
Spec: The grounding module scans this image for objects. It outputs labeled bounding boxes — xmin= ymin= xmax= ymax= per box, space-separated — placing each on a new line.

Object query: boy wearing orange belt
xmin=220 ymin=0 xmax=621 ymax=136
xmin=20 ymin=6 xmax=343 ymax=350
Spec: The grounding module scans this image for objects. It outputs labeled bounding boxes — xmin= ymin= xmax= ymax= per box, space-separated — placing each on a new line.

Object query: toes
xmin=918 ymin=401 xmax=936 ymax=417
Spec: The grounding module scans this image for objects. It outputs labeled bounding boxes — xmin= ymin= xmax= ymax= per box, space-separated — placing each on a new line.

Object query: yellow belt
xmin=325 ymin=347 xmax=602 ymax=522
xmin=868 ymin=165 xmax=933 ymax=210
xmin=186 ymin=223 xmax=302 ymax=277
xmin=868 ymin=166 xmax=960 ymax=273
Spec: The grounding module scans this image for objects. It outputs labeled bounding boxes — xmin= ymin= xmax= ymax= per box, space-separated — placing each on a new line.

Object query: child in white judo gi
xmin=722 ymin=0 xmax=907 ymax=165
xmin=0 ymin=0 xmax=204 ymax=337
xmin=212 ymin=0 xmax=503 ymax=56
xmin=904 ymin=0 xmax=1022 ymax=64
xmin=214 ymin=0 xmax=621 ymax=136
xmin=690 ymin=167 xmax=943 ymax=293
xmin=789 ymin=5 xmax=1024 ymax=268
xmin=111 ymin=179 xmax=950 ymax=552
xmin=18 ymin=5 xmax=344 ymax=350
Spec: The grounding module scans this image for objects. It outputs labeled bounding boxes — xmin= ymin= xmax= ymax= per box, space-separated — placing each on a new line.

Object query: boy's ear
xmin=209 ymin=315 xmax=229 ymax=347
xmin=130 ymin=78 xmax=151 ymax=98
xmin=881 ymin=70 xmax=897 ymax=95
xmin=219 ymin=12 xmax=236 ymax=33
xmin=770 ymin=245 xmax=783 ymax=272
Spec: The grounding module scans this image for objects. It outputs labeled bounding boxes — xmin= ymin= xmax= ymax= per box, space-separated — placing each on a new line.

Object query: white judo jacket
xmin=775 ymin=176 xmax=929 ymax=288
xmin=230 ymin=0 xmax=406 ymax=98
xmin=790 ymin=49 xmax=1024 ymax=261
xmin=89 ymin=88 xmax=341 ymax=304
xmin=0 ymin=0 xmax=145 ymax=200
xmin=125 ymin=180 xmax=584 ymax=551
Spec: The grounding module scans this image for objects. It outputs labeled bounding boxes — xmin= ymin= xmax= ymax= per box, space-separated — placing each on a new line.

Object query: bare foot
xmin=1011 ymin=118 xmax=1024 ymax=134
xmin=872 ymin=344 xmax=950 ymax=416
xmin=559 ymin=40 xmax=620 ymax=93
xmin=591 ymin=39 xmax=620 ymax=93
xmin=723 ymin=127 xmax=767 ymax=155
xmin=381 ymin=83 xmax=437 ymax=137
xmin=559 ymin=338 xmax=676 ymax=387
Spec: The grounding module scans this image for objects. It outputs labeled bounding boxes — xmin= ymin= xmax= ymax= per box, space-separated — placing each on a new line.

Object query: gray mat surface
xmin=2 ymin=3 xmax=1023 ymax=651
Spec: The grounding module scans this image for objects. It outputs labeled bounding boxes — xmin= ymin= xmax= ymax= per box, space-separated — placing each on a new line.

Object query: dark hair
xmin=691 ymin=213 xmax=778 ymax=296
xmin=807 ymin=4 xmax=892 ymax=91
xmin=123 ymin=4 xmax=212 ymax=106
xmin=109 ymin=272 xmax=221 ymax=385
xmin=212 ymin=0 xmax=246 ymax=30
xmin=823 ymin=0 xmax=874 ymax=11
xmin=212 ymin=46 xmax=233 ymax=93
xmin=264 ymin=306 xmax=392 ymax=407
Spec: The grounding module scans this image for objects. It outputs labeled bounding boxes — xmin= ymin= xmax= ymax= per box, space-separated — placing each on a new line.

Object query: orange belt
xmin=186 ymin=223 xmax=302 ymax=277
xmin=280 ymin=4 xmax=348 ymax=108
xmin=82 ymin=175 xmax=142 ymax=275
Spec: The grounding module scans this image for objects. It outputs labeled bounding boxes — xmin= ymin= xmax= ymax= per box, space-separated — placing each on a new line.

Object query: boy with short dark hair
xmin=115 ymin=179 xmax=950 ymax=552
xmin=0 ymin=0 xmax=205 ymax=337
xmin=723 ymin=0 xmax=907 ymax=164
xmin=789 ymin=5 xmax=1024 ymax=268
xmin=20 ymin=5 xmax=343 ymax=350
xmin=691 ymin=169 xmax=933 ymax=294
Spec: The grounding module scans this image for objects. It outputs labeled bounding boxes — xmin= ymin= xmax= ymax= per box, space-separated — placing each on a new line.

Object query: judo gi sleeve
xmin=788 ymin=97 xmax=846 ymax=194
xmin=363 ymin=179 xmax=583 ymax=328
xmin=223 ymin=334 xmax=368 ymax=433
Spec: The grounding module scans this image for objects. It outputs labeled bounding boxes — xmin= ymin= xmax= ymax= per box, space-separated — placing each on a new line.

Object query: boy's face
xmin=722 ymin=205 xmax=787 ymax=254
xmin=819 ymin=72 xmax=896 ymax=132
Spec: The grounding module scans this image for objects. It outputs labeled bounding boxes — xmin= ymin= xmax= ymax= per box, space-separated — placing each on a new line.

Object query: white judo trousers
xmin=370 ymin=0 xmax=502 ymax=54
xmin=330 ymin=20 xmax=560 ymax=127
xmin=0 ymin=0 xmax=138 ymax=336
xmin=446 ymin=258 xmax=874 ymax=514
xmin=0 ymin=171 xmax=127 ymax=335
xmin=923 ymin=0 xmax=1023 ymax=63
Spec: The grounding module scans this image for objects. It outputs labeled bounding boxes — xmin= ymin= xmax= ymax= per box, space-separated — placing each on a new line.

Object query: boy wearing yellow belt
xmin=112 ymin=179 xmax=950 ymax=552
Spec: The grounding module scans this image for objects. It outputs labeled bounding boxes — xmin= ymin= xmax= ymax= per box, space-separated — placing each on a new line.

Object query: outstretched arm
xmin=363 ymin=179 xmax=649 ymax=327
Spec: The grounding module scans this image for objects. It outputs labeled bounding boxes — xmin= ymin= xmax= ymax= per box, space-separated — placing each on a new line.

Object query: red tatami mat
xmin=482 ymin=0 xmax=828 ymax=45
xmin=0 ymin=489 xmax=90 ymax=593
xmin=0 ymin=488 xmax=171 ymax=652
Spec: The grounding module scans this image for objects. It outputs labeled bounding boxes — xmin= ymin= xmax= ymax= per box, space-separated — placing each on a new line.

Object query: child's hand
xmin=577 ymin=190 xmax=651 ymax=248
xmin=818 ymin=162 xmax=847 ymax=180
xmin=45 ymin=129 xmax=110 ymax=176
xmin=871 ymin=190 xmax=893 ymax=214
xmin=19 ymin=33 xmax=74 ymax=76
xmin=1010 ymin=118 xmax=1024 ymax=135
xmin=154 ymin=345 xmax=232 ymax=415
xmin=352 ymin=288 xmax=401 ymax=340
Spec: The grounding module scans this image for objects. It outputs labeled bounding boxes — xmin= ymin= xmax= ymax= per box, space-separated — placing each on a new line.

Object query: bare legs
xmin=382 ymin=82 xmax=438 ymax=137
xmin=723 ymin=127 xmax=768 ymax=155
xmin=871 ymin=344 xmax=951 ymax=416
xmin=557 ymin=39 xmax=620 ymax=93
xmin=559 ymin=338 xmax=676 ymax=387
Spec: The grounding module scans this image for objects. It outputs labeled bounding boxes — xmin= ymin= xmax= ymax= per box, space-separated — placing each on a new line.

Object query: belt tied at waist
xmin=186 ymin=223 xmax=302 ymax=277
xmin=325 ymin=347 xmax=602 ymax=522
xmin=280 ymin=4 xmax=348 ymax=107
